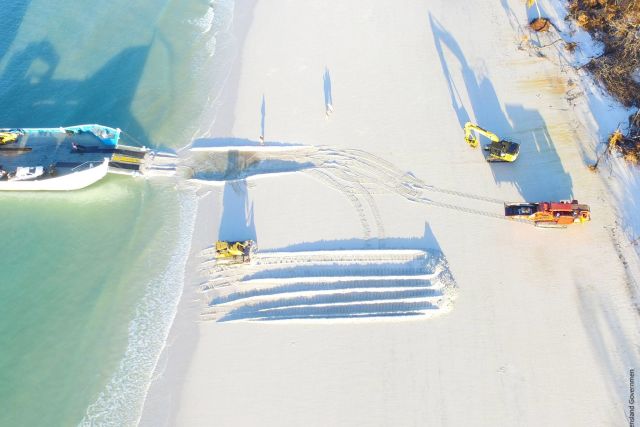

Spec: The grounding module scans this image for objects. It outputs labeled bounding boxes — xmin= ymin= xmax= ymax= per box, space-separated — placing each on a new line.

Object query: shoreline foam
xmin=81 ymin=190 xmax=197 ymax=426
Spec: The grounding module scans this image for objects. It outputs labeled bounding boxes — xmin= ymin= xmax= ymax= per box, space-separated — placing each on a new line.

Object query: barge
xmin=0 ymin=124 xmax=176 ymax=191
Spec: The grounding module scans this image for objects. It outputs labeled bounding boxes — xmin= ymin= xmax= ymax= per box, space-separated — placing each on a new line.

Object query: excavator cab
xmin=215 ymin=240 xmax=255 ymax=263
xmin=464 ymin=122 xmax=520 ymax=162
xmin=485 ymin=140 xmax=520 ymax=162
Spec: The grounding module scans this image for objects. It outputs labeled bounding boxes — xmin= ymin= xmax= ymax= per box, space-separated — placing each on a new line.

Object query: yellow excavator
xmin=215 ymin=240 xmax=255 ymax=264
xmin=464 ymin=122 xmax=520 ymax=162
xmin=0 ymin=131 xmax=21 ymax=145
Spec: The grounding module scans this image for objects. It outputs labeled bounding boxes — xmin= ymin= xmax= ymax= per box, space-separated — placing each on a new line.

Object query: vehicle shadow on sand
xmin=216 ymin=151 xmax=257 ymax=244
xmin=429 ymin=14 xmax=573 ymax=201
xmin=186 ymin=139 xmax=315 ymax=181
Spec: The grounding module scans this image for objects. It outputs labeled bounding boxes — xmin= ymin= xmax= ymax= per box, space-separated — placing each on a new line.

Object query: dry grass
xmin=567 ymin=0 xmax=640 ymax=167
xmin=530 ymin=17 xmax=551 ymax=32
xmin=589 ymin=114 xmax=640 ymax=170
xmin=607 ymin=127 xmax=640 ymax=165
xmin=567 ymin=0 xmax=640 ymax=107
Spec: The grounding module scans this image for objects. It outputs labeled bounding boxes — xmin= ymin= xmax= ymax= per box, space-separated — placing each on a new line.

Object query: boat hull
xmin=0 ymin=158 xmax=109 ymax=191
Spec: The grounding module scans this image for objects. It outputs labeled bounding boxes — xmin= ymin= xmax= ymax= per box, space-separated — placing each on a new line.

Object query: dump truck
xmin=504 ymin=200 xmax=590 ymax=227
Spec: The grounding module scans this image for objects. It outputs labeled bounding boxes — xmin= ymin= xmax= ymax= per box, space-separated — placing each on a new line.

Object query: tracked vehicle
xmin=505 ymin=200 xmax=590 ymax=227
xmin=464 ymin=122 xmax=520 ymax=162
xmin=215 ymin=240 xmax=255 ymax=263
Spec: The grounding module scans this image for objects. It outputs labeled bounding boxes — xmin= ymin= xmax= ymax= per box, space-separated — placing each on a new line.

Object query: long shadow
xmin=575 ymin=281 xmax=640 ymax=410
xmin=213 ymin=223 xmax=455 ymax=322
xmin=323 ymin=67 xmax=333 ymax=112
xmin=224 ymin=288 xmax=437 ymax=312
xmin=219 ymin=296 xmax=439 ymax=322
xmin=225 ymin=302 xmax=435 ymax=322
xmin=278 ymin=222 xmax=442 ymax=252
xmin=0 ymin=0 xmax=31 ymax=62
xmin=499 ymin=0 xmax=525 ymax=36
xmin=191 ymin=137 xmax=303 ymax=149
xmin=429 ymin=14 xmax=572 ymax=200
xmin=260 ymin=95 xmax=266 ymax=140
xmin=187 ymin=141 xmax=314 ymax=181
xmin=0 ymin=40 xmax=152 ymax=146
xmin=430 ymin=15 xmax=506 ymax=130
xmin=501 ymin=104 xmax=573 ymax=200
xmin=191 ymin=156 xmax=315 ymax=181
xmin=188 ymin=137 xmax=313 ymax=180
xmin=211 ymin=277 xmax=437 ymax=306
xmin=217 ymin=151 xmax=257 ymax=243
xmin=242 ymin=261 xmax=428 ymax=281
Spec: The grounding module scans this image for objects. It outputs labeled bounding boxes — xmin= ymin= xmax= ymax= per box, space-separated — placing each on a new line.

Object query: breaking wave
xmin=80 ymin=190 xmax=197 ymax=427
xmin=189 ymin=0 xmax=235 ymax=58
xmin=189 ymin=5 xmax=215 ymax=34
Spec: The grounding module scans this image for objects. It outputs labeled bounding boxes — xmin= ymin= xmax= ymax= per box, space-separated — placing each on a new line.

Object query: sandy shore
xmin=141 ymin=0 xmax=640 ymax=425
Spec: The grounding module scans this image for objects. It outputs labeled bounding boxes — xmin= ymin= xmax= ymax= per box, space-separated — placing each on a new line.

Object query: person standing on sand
xmin=326 ymin=102 xmax=334 ymax=117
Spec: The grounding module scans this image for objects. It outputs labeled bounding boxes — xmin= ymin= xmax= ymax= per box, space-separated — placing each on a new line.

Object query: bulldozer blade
xmin=534 ymin=222 xmax=567 ymax=229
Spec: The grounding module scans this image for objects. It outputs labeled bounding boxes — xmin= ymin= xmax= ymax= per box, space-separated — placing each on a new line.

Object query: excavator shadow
xmin=429 ymin=14 xmax=573 ymax=200
xmin=495 ymin=104 xmax=573 ymax=200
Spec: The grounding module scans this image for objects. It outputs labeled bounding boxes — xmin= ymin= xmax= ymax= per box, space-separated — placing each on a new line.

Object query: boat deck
xmin=0 ymin=131 xmax=113 ymax=175
xmin=0 ymin=129 xmax=151 ymax=177
xmin=0 ymin=125 xmax=177 ymax=182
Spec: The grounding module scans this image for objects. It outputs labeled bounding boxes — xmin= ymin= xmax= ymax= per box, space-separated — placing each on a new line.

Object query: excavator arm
xmin=463 ymin=122 xmax=500 ymax=148
xmin=463 ymin=122 xmax=520 ymax=162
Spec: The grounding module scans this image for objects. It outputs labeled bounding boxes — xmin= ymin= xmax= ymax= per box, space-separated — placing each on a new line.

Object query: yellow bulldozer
xmin=464 ymin=122 xmax=520 ymax=162
xmin=215 ymin=240 xmax=255 ymax=264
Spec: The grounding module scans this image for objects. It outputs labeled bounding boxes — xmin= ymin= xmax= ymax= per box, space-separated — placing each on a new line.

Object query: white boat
xmin=0 ymin=158 xmax=109 ymax=191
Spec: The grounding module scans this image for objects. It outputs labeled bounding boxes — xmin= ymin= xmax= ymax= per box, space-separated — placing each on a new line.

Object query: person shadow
xmin=429 ymin=13 xmax=572 ymax=201
xmin=323 ymin=67 xmax=334 ymax=116
xmin=259 ymin=94 xmax=266 ymax=143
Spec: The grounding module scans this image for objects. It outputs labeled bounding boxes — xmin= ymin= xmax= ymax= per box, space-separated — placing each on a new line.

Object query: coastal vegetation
xmin=567 ymin=0 xmax=640 ymax=165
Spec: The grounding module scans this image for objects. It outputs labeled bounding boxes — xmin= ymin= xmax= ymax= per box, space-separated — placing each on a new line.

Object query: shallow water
xmin=0 ymin=178 xmax=182 ymax=426
xmin=0 ymin=0 xmax=235 ymax=425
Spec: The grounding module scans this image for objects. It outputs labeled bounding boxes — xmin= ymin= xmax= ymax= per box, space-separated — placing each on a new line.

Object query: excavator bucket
xmin=464 ymin=134 xmax=479 ymax=148
xmin=215 ymin=240 xmax=255 ymax=264
xmin=484 ymin=140 xmax=520 ymax=162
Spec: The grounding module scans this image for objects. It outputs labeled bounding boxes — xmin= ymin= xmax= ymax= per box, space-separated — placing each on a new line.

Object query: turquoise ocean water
xmin=0 ymin=0 xmax=235 ymax=425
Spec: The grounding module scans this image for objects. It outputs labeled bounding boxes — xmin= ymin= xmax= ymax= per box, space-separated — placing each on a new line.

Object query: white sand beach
xmin=140 ymin=1 xmax=640 ymax=426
